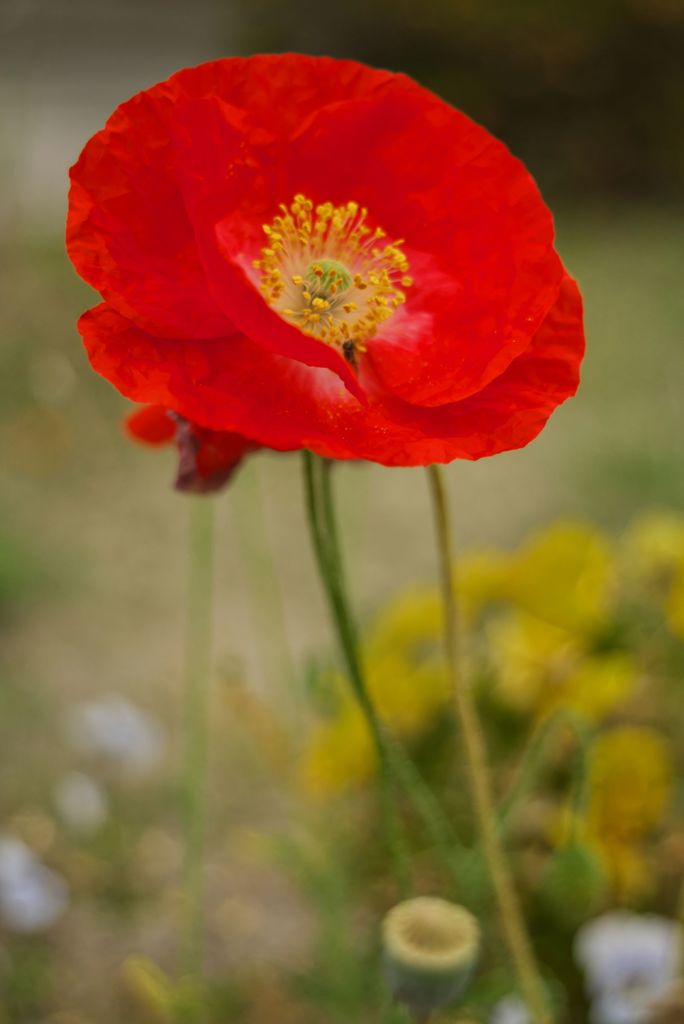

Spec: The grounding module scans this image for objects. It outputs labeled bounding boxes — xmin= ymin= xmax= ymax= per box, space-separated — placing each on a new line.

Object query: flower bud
xmin=541 ymin=843 xmax=606 ymax=926
xmin=382 ymin=897 xmax=481 ymax=1012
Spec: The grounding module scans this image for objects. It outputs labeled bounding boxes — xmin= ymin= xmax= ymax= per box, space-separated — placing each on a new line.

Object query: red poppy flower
xmin=126 ymin=405 xmax=259 ymax=493
xmin=68 ymin=54 xmax=584 ymax=467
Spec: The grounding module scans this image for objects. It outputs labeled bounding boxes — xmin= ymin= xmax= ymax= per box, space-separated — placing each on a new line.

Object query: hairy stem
xmin=426 ymin=465 xmax=551 ymax=1024
xmin=303 ymin=452 xmax=411 ymax=895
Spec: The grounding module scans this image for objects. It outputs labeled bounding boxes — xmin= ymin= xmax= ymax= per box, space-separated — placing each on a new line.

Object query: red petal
xmin=169 ymin=67 xmax=562 ymax=407
xmin=167 ymin=96 xmax=364 ymax=399
xmin=80 ymin=275 xmax=583 ymax=466
xmin=67 ymin=88 xmax=231 ymax=339
xmin=124 ymin=403 xmax=259 ymax=492
xmin=68 ymin=56 xmax=396 ymax=397
xmin=125 ymin=405 xmax=175 ymax=445
xmin=286 ymin=85 xmax=564 ymax=407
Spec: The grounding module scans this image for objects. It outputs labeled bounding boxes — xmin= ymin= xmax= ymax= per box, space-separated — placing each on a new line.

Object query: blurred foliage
xmin=1 ymin=213 xmax=682 ymax=1021
xmin=234 ymin=0 xmax=684 ymax=200
xmin=302 ymin=513 xmax=683 ymax=792
xmin=1 ymin=506 xmax=683 ymax=1021
xmin=1 ymin=1 xmax=683 ymax=1007
xmin=296 ymin=510 xmax=684 ymax=1019
xmin=0 ymin=525 xmax=42 ymax=620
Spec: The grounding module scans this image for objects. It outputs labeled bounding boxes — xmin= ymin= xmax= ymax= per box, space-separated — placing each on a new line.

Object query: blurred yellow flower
xmin=365 ymin=586 xmax=442 ymax=662
xmin=622 ymin=511 xmax=684 ymax=580
xmin=301 ymin=584 xmax=456 ymax=796
xmin=489 ymin=611 xmax=579 ymax=713
xmin=364 ymin=591 xmax=450 ymax=734
xmin=621 ymin=511 xmax=684 ymax=640
xmin=584 ymin=727 xmax=673 ymax=900
xmin=456 ymin=550 xmax=510 ymax=620
xmin=591 ymin=838 xmax=653 ymax=903
xmin=555 ymin=654 xmax=637 ymax=721
xmin=301 ymin=650 xmax=449 ymax=797
xmin=300 ymin=514 xmax=680 ymax=798
xmin=504 ymin=522 xmax=614 ymax=633
xmin=301 ymin=704 xmax=376 ymax=797
xmin=362 ymin=554 xmax=510 ymax=666
xmin=665 ymin=562 xmax=684 ymax=639
xmin=587 ymin=727 xmax=672 ymax=840
xmin=489 ymin=611 xmax=635 ymax=721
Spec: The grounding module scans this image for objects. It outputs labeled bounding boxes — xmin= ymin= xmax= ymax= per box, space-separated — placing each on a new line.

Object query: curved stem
xmin=426 ymin=466 xmax=551 ymax=1024
xmin=321 ymin=461 xmax=476 ymax=882
xmin=496 ymin=715 xmax=561 ymax=836
xmin=568 ymin=717 xmax=594 ymax=846
xmin=497 ymin=710 xmax=593 ymax=845
xmin=181 ymin=497 xmax=214 ymax=1013
xmin=387 ymin=741 xmax=469 ymax=881
xmin=303 ymin=452 xmax=411 ymax=895
xmin=305 ymin=455 xmax=475 ymax=893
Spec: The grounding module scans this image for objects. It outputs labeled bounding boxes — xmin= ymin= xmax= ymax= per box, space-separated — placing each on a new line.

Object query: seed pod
xmin=541 ymin=843 xmax=606 ymax=925
xmin=382 ymin=896 xmax=481 ymax=1013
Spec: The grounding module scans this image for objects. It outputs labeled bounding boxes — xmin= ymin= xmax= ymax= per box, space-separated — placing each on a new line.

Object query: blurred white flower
xmin=64 ymin=693 xmax=164 ymax=773
xmin=491 ymin=995 xmax=531 ymax=1024
xmin=0 ymin=835 xmax=33 ymax=881
xmin=54 ymin=771 xmax=108 ymax=834
xmin=0 ymin=834 xmax=68 ymax=933
xmin=575 ymin=912 xmax=682 ymax=1024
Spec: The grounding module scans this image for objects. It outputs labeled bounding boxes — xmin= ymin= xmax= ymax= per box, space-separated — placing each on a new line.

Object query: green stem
xmin=426 ymin=466 xmax=551 ymax=1024
xmin=305 ymin=455 xmax=473 ymax=893
xmin=569 ymin=717 xmax=594 ymax=846
xmin=497 ymin=713 xmax=569 ymax=836
xmin=181 ymin=497 xmax=214 ymax=1014
xmin=303 ymin=452 xmax=411 ymax=895
xmin=319 ymin=460 xmax=361 ymax=655
xmin=321 ymin=462 xmax=471 ymax=878
xmin=497 ymin=710 xmax=593 ymax=845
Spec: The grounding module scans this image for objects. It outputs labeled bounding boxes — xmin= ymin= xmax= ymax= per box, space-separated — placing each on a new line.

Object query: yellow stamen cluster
xmin=253 ymin=194 xmax=411 ymax=364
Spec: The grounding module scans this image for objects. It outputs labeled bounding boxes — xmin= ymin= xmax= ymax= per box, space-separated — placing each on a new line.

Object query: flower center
xmin=255 ymin=195 xmax=412 ymax=366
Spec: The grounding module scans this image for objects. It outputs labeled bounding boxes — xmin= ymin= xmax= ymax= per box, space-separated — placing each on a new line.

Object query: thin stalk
xmin=497 ymin=712 xmax=574 ymax=836
xmin=426 ymin=465 xmax=551 ymax=1024
xmin=496 ymin=715 xmax=561 ymax=836
xmin=303 ymin=452 xmax=411 ymax=895
xmin=309 ymin=456 xmax=473 ymax=891
xmin=181 ymin=497 xmax=214 ymax=1015
xmin=319 ymin=460 xmax=361 ymax=654
xmin=387 ymin=742 xmax=469 ymax=882
xmin=569 ymin=718 xmax=593 ymax=846
xmin=497 ymin=710 xmax=593 ymax=842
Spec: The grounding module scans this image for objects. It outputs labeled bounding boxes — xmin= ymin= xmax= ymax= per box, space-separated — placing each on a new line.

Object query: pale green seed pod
xmin=541 ymin=843 xmax=606 ymax=926
xmin=382 ymin=897 xmax=481 ymax=1013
